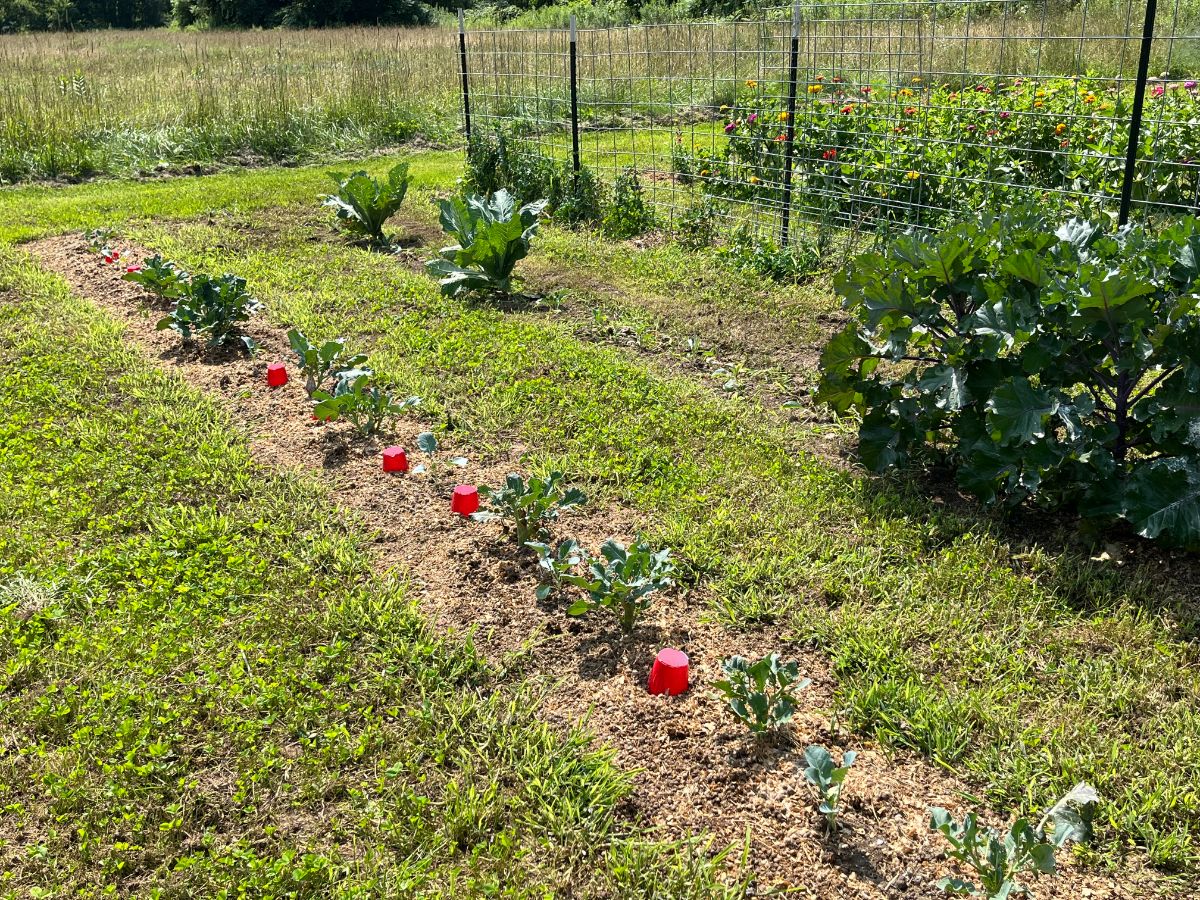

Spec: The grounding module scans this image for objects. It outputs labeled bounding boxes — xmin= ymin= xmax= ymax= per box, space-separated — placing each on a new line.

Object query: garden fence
xmin=457 ymin=0 xmax=1200 ymax=248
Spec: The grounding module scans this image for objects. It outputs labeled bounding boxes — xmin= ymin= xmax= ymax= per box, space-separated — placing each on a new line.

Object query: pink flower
xmin=999 ymin=111 xmax=1011 ymax=119
xmin=724 ymin=121 xmax=735 ymax=133
xmin=1153 ymin=83 xmax=1165 ymax=97
xmin=1187 ymin=80 xmax=1197 ymax=89
xmin=747 ymin=113 xmax=758 ymax=124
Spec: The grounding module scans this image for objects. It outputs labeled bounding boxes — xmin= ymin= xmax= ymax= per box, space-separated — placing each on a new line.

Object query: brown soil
xmin=23 ymin=234 xmax=1171 ymax=899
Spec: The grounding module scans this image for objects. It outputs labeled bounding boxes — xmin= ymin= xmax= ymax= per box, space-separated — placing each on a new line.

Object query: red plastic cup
xmin=451 ymin=484 xmax=480 ymax=516
xmin=648 ymin=648 xmax=689 ymax=696
xmin=382 ymin=446 xmax=409 ymax=473
xmin=266 ymin=363 xmax=288 ymax=388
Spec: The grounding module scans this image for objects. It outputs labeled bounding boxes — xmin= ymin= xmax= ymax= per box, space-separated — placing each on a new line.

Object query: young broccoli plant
xmin=83 ymin=228 xmax=114 ymax=252
xmin=930 ymin=783 xmax=1098 ymax=899
xmin=473 ymin=472 xmax=586 ymax=546
xmin=157 ymin=272 xmax=261 ymax=352
xmin=312 ymin=372 xmax=420 ymax=437
xmin=322 ymin=162 xmax=411 ymax=245
xmin=286 ymin=329 xmax=369 ymax=397
xmin=525 ymin=538 xmax=584 ymax=601
xmin=714 ymin=653 xmax=810 ymax=738
xmin=410 ymin=431 xmax=468 ymax=476
xmin=802 ymin=745 xmax=857 ymax=834
xmin=426 ymin=190 xmax=547 ymax=301
xmin=560 ymin=538 xmax=674 ymax=633
xmin=122 ymin=255 xmax=189 ymax=302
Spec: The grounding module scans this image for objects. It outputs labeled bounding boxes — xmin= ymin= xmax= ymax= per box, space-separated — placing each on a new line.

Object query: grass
xmin=3 ymin=151 xmax=1200 ymax=885
xmin=0 ymin=246 xmax=744 ymax=897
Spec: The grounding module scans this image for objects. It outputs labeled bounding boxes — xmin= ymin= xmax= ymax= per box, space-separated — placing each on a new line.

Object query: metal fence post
xmin=458 ymin=8 xmax=472 ymax=142
xmin=569 ymin=14 xmax=581 ymax=179
xmin=780 ymin=1 xmax=801 ymax=247
xmin=1118 ymin=0 xmax=1159 ymax=226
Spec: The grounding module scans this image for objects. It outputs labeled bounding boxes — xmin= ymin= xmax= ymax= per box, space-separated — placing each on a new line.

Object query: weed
xmin=602 ymin=168 xmax=656 ymax=239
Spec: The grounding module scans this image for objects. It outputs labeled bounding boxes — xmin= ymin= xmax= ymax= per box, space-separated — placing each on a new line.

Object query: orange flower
xmin=1054 ymin=122 xmax=1066 ymax=135
xmin=840 ymin=104 xmax=853 ymax=114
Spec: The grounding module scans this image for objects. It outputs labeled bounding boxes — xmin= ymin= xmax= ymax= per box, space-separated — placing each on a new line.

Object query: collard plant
xmin=714 ymin=653 xmax=810 ymax=738
xmin=122 ymin=255 xmax=189 ymax=301
xmin=474 ymin=472 xmax=587 ymax=546
xmin=560 ymin=538 xmax=675 ymax=633
xmin=802 ymin=745 xmax=857 ymax=834
xmin=157 ymin=272 xmax=261 ymax=352
xmin=287 ymin=329 xmax=369 ymax=397
xmin=312 ymin=372 xmax=420 ymax=437
xmin=322 ymin=162 xmax=411 ymax=245
xmin=426 ymin=190 xmax=547 ymax=301
xmin=929 ymin=783 xmax=1099 ymax=899
xmin=818 ymin=208 xmax=1200 ymax=546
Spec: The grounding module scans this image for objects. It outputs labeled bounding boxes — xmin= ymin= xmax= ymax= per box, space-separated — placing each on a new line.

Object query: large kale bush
xmin=817 ymin=208 xmax=1200 ymax=546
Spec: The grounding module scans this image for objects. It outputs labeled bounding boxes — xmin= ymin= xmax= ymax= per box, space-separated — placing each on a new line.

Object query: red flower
xmin=840 ymin=104 xmax=853 ymax=114
xmin=774 ymin=133 xmax=787 ymax=142
xmin=822 ymin=148 xmax=838 ymax=160
xmin=904 ymin=106 xmax=917 ymax=116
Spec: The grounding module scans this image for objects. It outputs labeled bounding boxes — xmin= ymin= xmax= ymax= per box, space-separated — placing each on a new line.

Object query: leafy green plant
xmin=156 ymin=272 xmax=261 ymax=352
xmin=122 ymin=254 xmax=190 ymax=301
xmin=426 ymin=190 xmax=547 ymax=301
xmin=83 ymin=228 xmax=114 ymax=252
xmin=549 ymin=161 xmax=605 ymax=226
xmin=929 ymin=783 xmax=1097 ymax=898
xmin=463 ymin=125 xmax=556 ymax=208
xmin=312 ymin=372 xmax=419 ymax=437
xmin=675 ymin=195 xmax=722 ymax=250
xmin=802 ymin=745 xmax=856 ymax=834
xmin=560 ymin=538 xmax=674 ymax=633
xmin=818 ymin=208 xmax=1200 ymax=547
xmin=713 ymin=653 xmax=810 ymax=738
xmin=525 ymin=538 xmax=584 ymax=601
xmin=286 ymin=328 xmax=369 ymax=397
xmin=410 ymin=431 xmax=468 ymax=476
xmin=719 ymin=225 xmax=821 ymax=282
xmin=473 ymin=472 xmax=587 ymax=546
xmin=322 ymin=162 xmax=411 ymax=245
xmin=602 ymin=168 xmax=656 ymax=239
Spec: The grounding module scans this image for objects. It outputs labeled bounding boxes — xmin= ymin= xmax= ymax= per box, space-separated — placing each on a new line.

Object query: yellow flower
xmin=899 ymin=88 xmax=914 ymax=97
xmin=1034 ymin=100 xmax=1044 ymax=108
xmin=1054 ymin=122 xmax=1066 ymax=135
xmin=779 ymin=110 xmax=790 ymax=121
xmin=745 ymin=79 xmax=757 ymax=88
xmin=912 ymin=76 xmax=922 ymax=84
xmin=699 ymin=169 xmax=711 ymax=176
xmin=807 ymin=84 xmax=822 ymax=94
xmin=720 ymin=105 xmax=730 ymax=111
xmin=749 ymin=175 xmax=760 ymax=184
xmin=904 ymin=170 xmax=920 ymax=180
xmin=1035 ymin=90 xmax=1046 ymax=98
xmin=1084 ymin=93 xmax=1096 ymax=104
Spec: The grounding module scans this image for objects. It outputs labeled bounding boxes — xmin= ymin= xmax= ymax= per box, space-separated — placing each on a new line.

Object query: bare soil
xmin=23 ymin=234 xmax=1170 ymax=899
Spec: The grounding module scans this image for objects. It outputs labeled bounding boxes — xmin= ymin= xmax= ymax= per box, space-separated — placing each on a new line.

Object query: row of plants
xmin=467 ymin=467 xmax=1103 ymax=900
xmin=672 ymin=74 xmax=1200 ymax=228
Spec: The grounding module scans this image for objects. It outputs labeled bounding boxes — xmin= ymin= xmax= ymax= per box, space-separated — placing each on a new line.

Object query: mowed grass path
xmin=0 ymin=252 xmax=737 ymax=897
xmin=2 ymin=155 xmax=1199 ymax=880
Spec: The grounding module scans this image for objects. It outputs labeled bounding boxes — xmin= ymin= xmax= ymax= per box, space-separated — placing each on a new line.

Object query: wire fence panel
xmin=462 ymin=0 xmax=1200 ymax=248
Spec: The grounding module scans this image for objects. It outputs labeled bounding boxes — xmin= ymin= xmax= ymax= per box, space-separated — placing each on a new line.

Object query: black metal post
xmin=458 ymin=8 xmax=472 ymax=142
xmin=780 ymin=2 xmax=801 ymax=247
xmin=569 ymin=14 xmax=581 ymax=179
xmin=1119 ymin=0 xmax=1159 ymax=226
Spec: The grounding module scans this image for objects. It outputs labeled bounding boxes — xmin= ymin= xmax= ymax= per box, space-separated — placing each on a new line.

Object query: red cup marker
xmin=648 ymin=648 xmax=689 ymax=696
xmin=451 ymin=484 xmax=480 ymax=516
xmin=382 ymin=446 xmax=409 ymax=474
xmin=266 ymin=363 xmax=288 ymax=388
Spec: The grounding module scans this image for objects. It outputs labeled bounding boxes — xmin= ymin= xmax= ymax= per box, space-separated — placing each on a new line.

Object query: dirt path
xmin=22 ymin=233 xmax=1167 ymax=899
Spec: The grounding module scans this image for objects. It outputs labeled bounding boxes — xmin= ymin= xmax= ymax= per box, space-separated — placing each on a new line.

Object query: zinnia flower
xmin=861 ymin=86 xmax=872 ymax=95
xmin=747 ymin=113 xmax=758 ymax=123
xmin=1187 ymin=81 xmax=1198 ymax=89
xmin=745 ymin=79 xmax=757 ymax=88
xmin=822 ymin=148 xmax=837 ymax=160
xmin=1054 ymin=123 xmax=1066 ymax=135
xmin=1153 ymin=83 xmax=1165 ymax=97
xmin=999 ymin=111 xmax=1011 ymax=119
xmin=840 ymin=104 xmax=853 ymax=114
xmin=778 ymin=110 xmax=790 ymax=121
xmin=904 ymin=106 xmax=917 ymax=116
xmin=724 ymin=121 xmax=736 ymax=133
xmin=808 ymin=84 xmax=822 ymax=94
xmin=904 ymin=170 xmax=920 ymax=180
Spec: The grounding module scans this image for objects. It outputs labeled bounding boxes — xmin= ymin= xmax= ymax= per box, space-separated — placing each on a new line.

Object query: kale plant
xmin=561 ymin=538 xmax=675 ymax=633
xmin=474 ymin=471 xmax=587 ymax=546
xmin=322 ymin=162 xmax=411 ymax=245
xmin=818 ymin=208 xmax=1200 ymax=546
xmin=312 ymin=372 xmax=420 ymax=437
xmin=157 ymin=272 xmax=261 ymax=351
xmin=802 ymin=745 xmax=857 ymax=834
xmin=122 ymin=255 xmax=190 ymax=301
xmin=713 ymin=653 xmax=810 ymax=738
xmin=426 ymin=190 xmax=547 ymax=301
xmin=929 ymin=783 xmax=1098 ymax=899
xmin=286 ymin=329 xmax=369 ymax=397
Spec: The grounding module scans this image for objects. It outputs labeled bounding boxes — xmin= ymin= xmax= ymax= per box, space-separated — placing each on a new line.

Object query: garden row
xmin=80 ymin=164 xmax=1125 ymax=899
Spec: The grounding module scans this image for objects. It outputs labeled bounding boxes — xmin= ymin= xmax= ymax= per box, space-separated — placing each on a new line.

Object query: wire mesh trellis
xmin=460 ymin=0 xmax=1200 ymax=249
